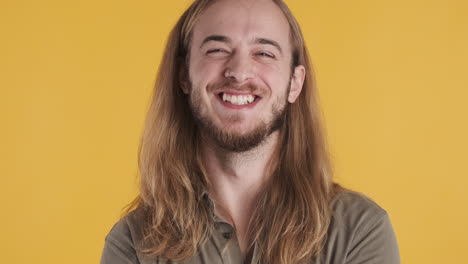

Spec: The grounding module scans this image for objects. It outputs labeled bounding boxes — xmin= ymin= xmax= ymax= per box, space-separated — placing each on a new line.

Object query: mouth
xmin=215 ymin=92 xmax=261 ymax=107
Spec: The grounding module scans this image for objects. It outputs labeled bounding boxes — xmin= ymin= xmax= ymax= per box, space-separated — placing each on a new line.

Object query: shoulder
xmin=330 ymin=190 xmax=387 ymax=231
xmin=317 ymin=190 xmax=400 ymax=264
xmin=100 ymin=208 xmax=147 ymax=264
xmin=329 ymin=190 xmax=395 ymax=243
xmin=107 ymin=207 xmax=146 ymax=243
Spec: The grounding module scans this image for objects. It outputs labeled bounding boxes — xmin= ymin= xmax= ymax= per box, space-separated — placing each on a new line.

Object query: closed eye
xmin=207 ymin=49 xmax=227 ymax=54
xmin=256 ymin=52 xmax=275 ymax=58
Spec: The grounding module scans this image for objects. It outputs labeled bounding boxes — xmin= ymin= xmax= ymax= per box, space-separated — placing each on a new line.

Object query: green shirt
xmin=100 ymin=191 xmax=400 ymax=264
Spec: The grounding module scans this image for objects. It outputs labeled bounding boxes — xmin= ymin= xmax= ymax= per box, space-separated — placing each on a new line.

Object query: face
xmin=184 ymin=0 xmax=305 ymax=152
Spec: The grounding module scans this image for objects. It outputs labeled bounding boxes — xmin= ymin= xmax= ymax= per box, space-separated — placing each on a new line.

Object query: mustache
xmin=207 ymin=79 xmax=266 ymax=95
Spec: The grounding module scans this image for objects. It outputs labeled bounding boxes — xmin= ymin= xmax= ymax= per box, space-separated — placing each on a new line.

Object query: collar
xmin=201 ymin=190 xmax=231 ymax=224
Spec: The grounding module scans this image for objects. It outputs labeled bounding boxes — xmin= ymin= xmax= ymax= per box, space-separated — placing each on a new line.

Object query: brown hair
xmin=127 ymin=0 xmax=340 ymax=263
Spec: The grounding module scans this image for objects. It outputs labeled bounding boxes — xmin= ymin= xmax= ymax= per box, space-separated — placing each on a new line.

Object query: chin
xmin=219 ymin=123 xmax=257 ymax=135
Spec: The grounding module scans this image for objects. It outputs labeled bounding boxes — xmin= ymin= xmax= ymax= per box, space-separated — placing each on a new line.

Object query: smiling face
xmin=184 ymin=0 xmax=305 ymax=152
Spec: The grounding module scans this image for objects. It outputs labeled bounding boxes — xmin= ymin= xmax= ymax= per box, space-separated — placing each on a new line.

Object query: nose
xmin=224 ymin=52 xmax=255 ymax=83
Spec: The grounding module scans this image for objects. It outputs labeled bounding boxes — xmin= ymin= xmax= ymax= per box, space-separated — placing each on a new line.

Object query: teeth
xmin=221 ymin=93 xmax=256 ymax=105
xmin=231 ymin=96 xmax=239 ymax=104
xmin=222 ymin=93 xmax=230 ymax=102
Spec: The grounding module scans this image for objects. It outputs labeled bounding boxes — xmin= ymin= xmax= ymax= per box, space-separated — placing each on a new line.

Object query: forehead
xmin=191 ymin=0 xmax=291 ymax=51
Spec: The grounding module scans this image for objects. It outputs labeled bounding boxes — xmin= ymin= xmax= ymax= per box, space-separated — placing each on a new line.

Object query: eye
xmin=206 ymin=49 xmax=227 ymax=54
xmin=256 ymin=52 xmax=275 ymax=58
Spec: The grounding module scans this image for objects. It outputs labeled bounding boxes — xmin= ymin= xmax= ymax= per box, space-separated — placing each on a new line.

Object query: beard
xmin=188 ymin=79 xmax=290 ymax=152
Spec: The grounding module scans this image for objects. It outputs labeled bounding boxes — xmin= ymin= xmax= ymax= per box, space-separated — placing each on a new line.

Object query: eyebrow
xmin=200 ymin=35 xmax=283 ymax=55
xmin=255 ymin=38 xmax=283 ymax=55
xmin=200 ymin=35 xmax=232 ymax=48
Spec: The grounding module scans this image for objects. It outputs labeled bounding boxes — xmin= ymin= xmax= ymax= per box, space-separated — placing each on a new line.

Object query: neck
xmin=202 ymin=131 xmax=279 ymax=204
xmin=201 ymin=131 xmax=280 ymax=255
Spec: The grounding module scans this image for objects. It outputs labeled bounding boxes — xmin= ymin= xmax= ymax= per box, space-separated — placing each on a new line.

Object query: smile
xmin=215 ymin=92 xmax=261 ymax=109
xmin=221 ymin=93 xmax=256 ymax=105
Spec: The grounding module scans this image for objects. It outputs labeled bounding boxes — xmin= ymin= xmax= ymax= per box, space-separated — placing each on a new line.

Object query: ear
xmin=288 ymin=65 xmax=305 ymax=103
xmin=179 ymin=63 xmax=190 ymax=94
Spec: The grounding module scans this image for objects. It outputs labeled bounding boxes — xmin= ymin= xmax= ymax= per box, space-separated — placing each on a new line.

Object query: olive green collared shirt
xmin=100 ymin=191 xmax=400 ymax=264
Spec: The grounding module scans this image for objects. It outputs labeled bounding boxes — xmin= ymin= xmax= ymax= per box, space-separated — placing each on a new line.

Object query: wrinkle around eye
xmin=256 ymin=52 xmax=275 ymax=58
xmin=206 ymin=49 xmax=230 ymax=56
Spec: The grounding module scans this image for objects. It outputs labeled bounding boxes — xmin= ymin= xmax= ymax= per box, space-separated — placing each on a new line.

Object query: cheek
xmin=189 ymin=59 xmax=223 ymax=88
xmin=257 ymin=66 xmax=290 ymax=95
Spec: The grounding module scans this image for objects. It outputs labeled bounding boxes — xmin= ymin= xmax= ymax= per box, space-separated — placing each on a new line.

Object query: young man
xmin=101 ymin=0 xmax=400 ymax=263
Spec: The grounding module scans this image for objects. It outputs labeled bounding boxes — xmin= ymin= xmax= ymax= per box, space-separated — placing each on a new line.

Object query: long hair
xmin=127 ymin=0 xmax=340 ymax=263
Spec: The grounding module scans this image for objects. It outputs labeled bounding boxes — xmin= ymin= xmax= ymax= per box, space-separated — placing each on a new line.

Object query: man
xmin=101 ymin=0 xmax=400 ymax=263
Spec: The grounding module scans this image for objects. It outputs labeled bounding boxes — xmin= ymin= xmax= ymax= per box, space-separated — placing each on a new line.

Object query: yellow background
xmin=1 ymin=0 xmax=467 ymax=263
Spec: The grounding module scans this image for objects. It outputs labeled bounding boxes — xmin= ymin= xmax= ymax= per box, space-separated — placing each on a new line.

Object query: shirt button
xmin=222 ymin=232 xmax=232 ymax=239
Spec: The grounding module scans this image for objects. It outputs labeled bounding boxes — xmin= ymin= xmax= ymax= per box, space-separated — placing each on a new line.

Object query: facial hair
xmin=188 ymin=79 xmax=291 ymax=152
